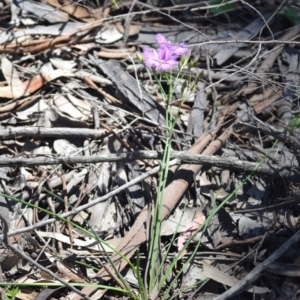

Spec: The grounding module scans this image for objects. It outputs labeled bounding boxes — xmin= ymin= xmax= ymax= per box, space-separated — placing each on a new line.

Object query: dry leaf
xmin=115 ymin=22 xmax=142 ymax=36
xmin=1 ymin=56 xmax=23 ymax=98
xmin=0 ymin=68 xmax=73 ymax=99
xmin=202 ymin=261 xmax=270 ymax=294
xmin=47 ymin=0 xmax=96 ymax=22
xmin=95 ymin=25 xmax=123 ymax=44
xmin=36 ymin=231 xmax=121 ymax=252
xmin=177 ymin=212 xmax=205 ymax=258
xmin=53 ymin=93 xmax=92 ymax=121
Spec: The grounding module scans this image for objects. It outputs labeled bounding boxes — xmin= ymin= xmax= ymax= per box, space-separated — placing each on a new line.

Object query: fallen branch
xmin=2 ymin=151 xmax=300 ymax=181
xmin=0 ymin=127 xmax=108 ymax=139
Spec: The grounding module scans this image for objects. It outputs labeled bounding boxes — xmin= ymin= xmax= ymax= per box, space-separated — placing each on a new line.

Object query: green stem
xmin=148 ymin=72 xmax=175 ymax=292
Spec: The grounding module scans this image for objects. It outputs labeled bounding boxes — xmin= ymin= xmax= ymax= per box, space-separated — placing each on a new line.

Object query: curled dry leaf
xmin=95 ymin=25 xmax=123 ymax=44
xmin=16 ymin=288 xmax=39 ymax=300
xmin=1 ymin=56 xmax=23 ymax=99
xmin=115 ymin=22 xmax=142 ymax=36
xmin=53 ymin=94 xmax=92 ymax=121
xmin=161 ymin=207 xmax=203 ymax=236
xmin=50 ymin=58 xmax=77 ymax=72
xmin=14 ymin=0 xmax=69 ymax=23
xmin=75 ymin=69 xmax=113 ymax=85
xmin=97 ymin=47 xmax=137 ymax=59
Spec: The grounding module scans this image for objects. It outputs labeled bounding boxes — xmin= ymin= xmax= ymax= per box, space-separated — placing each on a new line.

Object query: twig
xmin=213 ymin=229 xmax=300 ymax=300
xmin=60 ymin=175 xmax=74 ymax=247
xmin=46 ymin=195 xmax=63 ymax=254
xmin=257 ymin=0 xmax=287 ymax=40
xmin=215 ymin=236 xmax=264 ymax=251
xmin=189 ymin=36 xmax=300 ymax=46
xmin=234 ymin=195 xmax=300 ymax=214
xmin=0 ymin=127 xmax=108 ymax=139
xmin=82 ymin=76 xmax=120 ymax=105
xmin=239 ymin=0 xmax=274 ymax=40
xmin=101 ymin=123 xmax=155 ymax=168
xmin=240 ymin=117 xmax=300 ymax=151
xmin=2 ymin=150 xmax=300 ymax=181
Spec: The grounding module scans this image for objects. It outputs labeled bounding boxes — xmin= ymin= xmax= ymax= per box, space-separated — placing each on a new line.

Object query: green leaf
xmin=289 ymin=116 xmax=300 ymax=129
xmin=284 ymin=7 xmax=299 ymax=25
xmin=5 ymin=286 xmax=19 ymax=300
xmin=209 ymin=0 xmax=235 ymax=15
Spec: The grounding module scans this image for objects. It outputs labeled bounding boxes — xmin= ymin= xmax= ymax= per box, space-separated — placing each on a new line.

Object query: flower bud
xmin=136 ymin=52 xmax=144 ymax=63
xmin=196 ymin=71 xmax=203 ymax=80
xmin=188 ymin=55 xmax=200 ymax=69
xmin=181 ymin=80 xmax=187 ymax=96
xmin=179 ymin=53 xmax=190 ymax=69
xmin=189 ymin=81 xmax=196 ymax=92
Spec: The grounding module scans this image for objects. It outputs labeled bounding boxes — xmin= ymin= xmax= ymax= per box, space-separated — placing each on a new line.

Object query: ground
xmin=0 ymin=1 xmax=299 ymax=300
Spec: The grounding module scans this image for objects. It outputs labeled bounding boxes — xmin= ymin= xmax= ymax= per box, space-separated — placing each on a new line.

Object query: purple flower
xmin=142 ymin=34 xmax=189 ymax=71
xmin=143 ymin=48 xmax=179 ymax=71
xmin=156 ymin=34 xmax=189 ymax=57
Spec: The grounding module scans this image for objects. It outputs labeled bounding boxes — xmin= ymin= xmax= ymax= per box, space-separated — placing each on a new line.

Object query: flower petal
xmin=157 ymin=59 xmax=178 ymax=71
xmin=170 ymin=43 xmax=189 ymax=56
xmin=156 ymin=33 xmax=168 ymax=46
xmin=143 ymin=49 xmax=159 ymax=68
xmin=158 ymin=46 xmax=172 ymax=61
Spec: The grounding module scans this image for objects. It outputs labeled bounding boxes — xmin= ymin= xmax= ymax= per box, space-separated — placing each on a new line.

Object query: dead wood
xmin=0 ymin=127 xmax=108 ymax=139
xmin=0 ymin=150 xmax=299 ymax=181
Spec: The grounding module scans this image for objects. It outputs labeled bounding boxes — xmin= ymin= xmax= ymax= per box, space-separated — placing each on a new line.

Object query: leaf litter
xmin=0 ymin=0 xmax=299 ymax=299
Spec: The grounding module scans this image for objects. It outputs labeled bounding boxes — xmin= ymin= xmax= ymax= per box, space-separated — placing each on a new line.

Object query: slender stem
xmin=149 ymin=66 xmax=192 ymax=293
xmin=149 ymin=71 xmax=175 ymax=292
